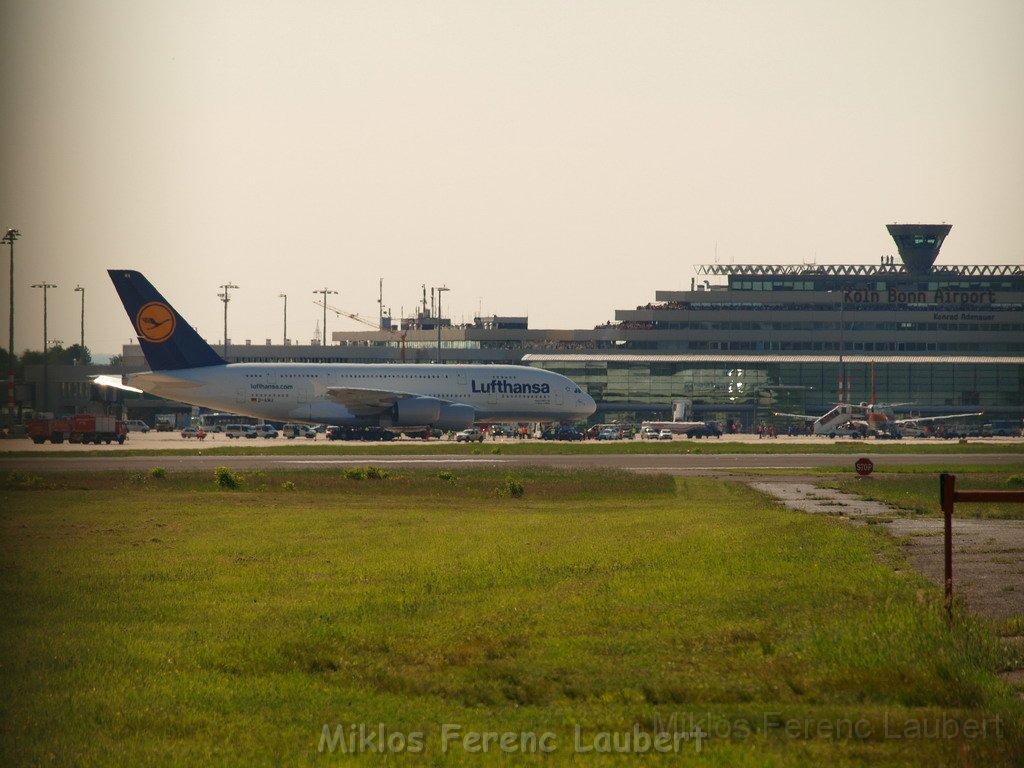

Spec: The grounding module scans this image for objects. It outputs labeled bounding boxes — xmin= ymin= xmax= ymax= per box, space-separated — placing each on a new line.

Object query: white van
xmin=224 ymin=424 xmax=257 ymax=439
xmin=123 ymin=420 xmax=150 ymax=433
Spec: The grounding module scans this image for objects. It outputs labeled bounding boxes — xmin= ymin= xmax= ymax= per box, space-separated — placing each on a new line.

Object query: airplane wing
xmin=91 ymin=374 xmax=144 ymax=394
xmin=323 ymin=386 xmax=447 ymax=417
xmin=773 ymin=411 xmax=819 ymax=421
xmin=891 ymin=412 xmax=984 ymax=426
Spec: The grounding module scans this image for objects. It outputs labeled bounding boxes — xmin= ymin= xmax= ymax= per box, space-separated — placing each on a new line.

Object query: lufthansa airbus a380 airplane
xmin=103 ymin=270 xmax=596 ymax=430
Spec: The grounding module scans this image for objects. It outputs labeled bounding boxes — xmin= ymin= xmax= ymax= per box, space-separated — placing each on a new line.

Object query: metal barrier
xmin=939 ymin=473 xmax=1024 ymax=619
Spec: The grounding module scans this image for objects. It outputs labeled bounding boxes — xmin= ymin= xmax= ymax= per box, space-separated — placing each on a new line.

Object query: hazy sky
xmin=2 ymin=0 xmax=1022 ymax=356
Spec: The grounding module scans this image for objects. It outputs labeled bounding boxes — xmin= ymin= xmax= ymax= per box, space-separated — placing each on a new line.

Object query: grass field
xmin=821 ymin=473 xmax=1024 ymax=520
xmin=1 ymin=468 xmax=1022 ymax=765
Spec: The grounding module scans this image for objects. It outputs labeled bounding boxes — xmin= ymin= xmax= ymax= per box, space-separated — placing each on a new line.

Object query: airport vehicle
xmin=26 ymin=415 xmax=126 ymax=445
xmin=154 ymin=415 xmax=175 ymax=432
xmin=123 ymin=419 xmax=150 ymax=433
xmin=198 ymin=412 xmax=259 ymax=432
xmin=224 ymin=424 xmax=257 ymax=439
xmin=989 ymin=419 xmax=1023 ymax=437
xmin=658 ymin=429 xmax=673 ymax=440
xmin=683 ymin=421 xmax=722 ymax=439
xmin=455 ymin=428 xmax=484 ymax=443
xmin=282 ymin=423 xmax=316 ymax=439
xmin=639 ymin=426 xmax=659 ymax=439
xmin=597 ymin=427 xmax=622 ymax=440
xmin=180 ymin=426 xmax=203 ymax=439
xmin=256 ymin=425 xmax=278 ymax=439
xmin=641 ymin=399 xmax=708 ymax=436
xmin=100 ymin=270 xmax=595 ymax=430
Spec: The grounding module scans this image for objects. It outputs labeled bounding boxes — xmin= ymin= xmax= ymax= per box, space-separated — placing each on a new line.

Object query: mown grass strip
xmin=3 ymin=439 xmax=1022 ymax=460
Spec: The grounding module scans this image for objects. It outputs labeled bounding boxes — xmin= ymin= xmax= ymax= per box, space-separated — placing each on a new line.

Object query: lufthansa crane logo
xmin=136 ymin=302 xmax=176 ymax=343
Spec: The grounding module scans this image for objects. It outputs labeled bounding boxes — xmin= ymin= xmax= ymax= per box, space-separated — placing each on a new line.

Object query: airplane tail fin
xmin=108 ymin=270 xmax=226 ymax=371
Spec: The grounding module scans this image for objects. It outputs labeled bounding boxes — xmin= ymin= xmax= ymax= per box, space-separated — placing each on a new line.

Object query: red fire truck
xmin=26 ymin=415 xmax=127 ymax=445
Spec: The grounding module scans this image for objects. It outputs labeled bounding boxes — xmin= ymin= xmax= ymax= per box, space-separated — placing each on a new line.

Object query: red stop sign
xmin=855 ymin=457 xmax=874 ymax=476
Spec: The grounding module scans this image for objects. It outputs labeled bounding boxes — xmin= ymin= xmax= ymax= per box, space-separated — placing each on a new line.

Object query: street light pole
xmin=218 ymin=283 xmax=239 ymax=360
xmin=2 ymin=228 xmax=20 ymax=432
xmin=31 ymin=281 xmax=56 ymax=412
xmin=839 ymin=293 xmax=846 ymax=404
xmin=279 ymin=293 xmax=287 ymax=345
xmin=436 ymin=285 xmax=449 ymax=364
xmin=74 ymin=285 xmax=85 ymax=361
xmin=313 ymin=288 xmax=337 ymax=347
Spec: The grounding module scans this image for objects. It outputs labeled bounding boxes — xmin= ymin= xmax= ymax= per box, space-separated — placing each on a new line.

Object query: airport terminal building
xmin=528 ymin=224 xmax=1024 ymax=425
xmin=28 ymin=224 xmax=1023 ymax=428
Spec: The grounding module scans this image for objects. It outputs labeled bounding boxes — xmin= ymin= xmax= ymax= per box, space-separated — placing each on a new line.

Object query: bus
xmin=987 ymin=419 xmax=1023 ymax=437
xmin=198 ymin=412 xmax=260 ymax=432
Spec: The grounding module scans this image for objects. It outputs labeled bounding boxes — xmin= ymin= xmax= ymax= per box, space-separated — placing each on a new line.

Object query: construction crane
xmin=314 ymin=299 xmax=408 ymax=362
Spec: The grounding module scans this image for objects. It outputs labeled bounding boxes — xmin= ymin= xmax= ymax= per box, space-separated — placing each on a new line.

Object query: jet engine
xmin=390 ymin=397 xmax=441 ymax=426
xmin=434 ymin=403 xmax=475 ymax=431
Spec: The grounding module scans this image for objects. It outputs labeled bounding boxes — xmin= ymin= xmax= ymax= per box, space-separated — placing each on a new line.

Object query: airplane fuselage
xmin=126 ymin=363 xmax=594 ymax=427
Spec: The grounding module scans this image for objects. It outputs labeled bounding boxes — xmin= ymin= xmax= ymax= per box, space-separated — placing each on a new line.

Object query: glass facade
xmin=529 ymin=357 xmax=1024 ymax=425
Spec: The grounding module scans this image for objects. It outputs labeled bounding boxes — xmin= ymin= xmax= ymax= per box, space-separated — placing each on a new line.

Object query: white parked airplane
xmin=773 ymin=363 xmax=982 ymax=436
xmin=102 ymin=270 xmax=596 ymax=430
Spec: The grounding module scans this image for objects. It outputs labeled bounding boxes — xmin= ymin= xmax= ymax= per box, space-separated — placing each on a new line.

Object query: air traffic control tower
xmin=885 ymin=223 xmax=952 ymax=274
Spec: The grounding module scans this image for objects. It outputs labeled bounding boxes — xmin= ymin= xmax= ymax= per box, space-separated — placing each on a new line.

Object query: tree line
xmin=0 ymin=344 xmax=97 ymax=368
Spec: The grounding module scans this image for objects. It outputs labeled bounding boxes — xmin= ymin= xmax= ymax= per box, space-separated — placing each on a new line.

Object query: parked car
xmin=224 ymin=424 xmax=257 ymax=439
xmin=123 ymin=420 xmax=150 ymax=433
xmin=181 ymin=426 xmax=204 ymax=439
xmin=282 ymin=423 xmax=316 ymax=439
xmin=552 ymin=430 xmax=585 ymax=442
xmin=256 ymin=424 xmax=278 ymax=439
xmin=639 ymin=426 xmax=659 ymax=440
xmin=455 ymin=428 xmax=485 ymax=443
xmin=658 ymin=429 xmax=674 ymax=440
xmin=597 ymin=427 xmax=621 ymax=440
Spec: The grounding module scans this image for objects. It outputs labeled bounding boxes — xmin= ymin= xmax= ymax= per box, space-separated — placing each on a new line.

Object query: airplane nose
xmin=579 ymin=392 xmax=597 ymax=417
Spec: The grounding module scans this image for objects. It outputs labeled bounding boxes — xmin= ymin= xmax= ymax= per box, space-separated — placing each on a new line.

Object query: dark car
xmin=541 ymin=427 xmax=583 ymax=441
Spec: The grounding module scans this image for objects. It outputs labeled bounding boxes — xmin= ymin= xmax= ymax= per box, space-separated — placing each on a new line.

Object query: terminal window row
xmin=731 ymin=280 xmax=1021 ymax=292
xmin=644 ymin=321 xmax=1023 ymax=332
xmin=627 ymin=340 xmax=1023 ymax=353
